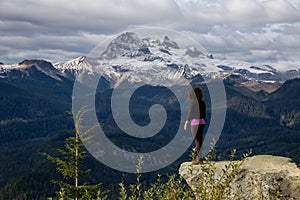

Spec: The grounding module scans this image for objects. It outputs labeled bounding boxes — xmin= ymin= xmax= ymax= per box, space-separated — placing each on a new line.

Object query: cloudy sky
xmin=1 ymin=0 xmax=300 ymax=70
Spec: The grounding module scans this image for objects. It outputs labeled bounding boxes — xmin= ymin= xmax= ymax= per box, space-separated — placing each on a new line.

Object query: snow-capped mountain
xmin=1 ymin=32 xmax=300 ymax=88
xmin=53 ymin=32 xmax=300 ymax=86
xmin=0 ymin=59 xmax=74 ymax=102
xmin=0 ymin=59 xmax=66 ymax=81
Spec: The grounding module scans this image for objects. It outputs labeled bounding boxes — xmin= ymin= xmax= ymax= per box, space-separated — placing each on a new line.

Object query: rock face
xmin=179 ymin=155 xmax=300 ymax=200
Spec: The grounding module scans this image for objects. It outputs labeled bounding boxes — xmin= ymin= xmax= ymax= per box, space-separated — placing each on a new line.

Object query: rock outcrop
xmin=179 ymin=155 xmax=300 ymax=200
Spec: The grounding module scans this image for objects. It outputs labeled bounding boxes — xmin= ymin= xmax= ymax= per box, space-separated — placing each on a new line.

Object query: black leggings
xmin=191 ymin=124 xmax=204 ymax=156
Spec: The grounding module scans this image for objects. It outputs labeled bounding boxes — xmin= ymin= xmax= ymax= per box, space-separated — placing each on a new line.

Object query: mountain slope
xmin=54 ymin=32 xmax=300 ymax=86
xmin=0 ymin=31 xmax=300 ymax=199
xmin=266 ymin=78 xmax=300 ymax=128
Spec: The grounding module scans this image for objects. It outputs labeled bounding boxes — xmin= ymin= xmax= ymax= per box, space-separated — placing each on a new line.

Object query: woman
xmin=184 ymin=87 xmax=206 ymax=165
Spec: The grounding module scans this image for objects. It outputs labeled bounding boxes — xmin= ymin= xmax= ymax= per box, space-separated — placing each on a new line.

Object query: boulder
xmin=179 ymin=155 xmax=300 ymax=199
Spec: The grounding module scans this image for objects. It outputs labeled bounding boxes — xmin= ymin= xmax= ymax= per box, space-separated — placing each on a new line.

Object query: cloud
xmin=0 ymin=0 xmax=183 ymax=63
xmin=0 ymin=0 xmax=299 ymax=71
xmin=263 ymin=0 xmax=300 ymax=22
xmin=0 ymin=0 xmax=181 ymax=35
xmin=173 ymin=0 xmax=300 ymax=70
xmin=3 ymin=49 xmax=81 ymax=64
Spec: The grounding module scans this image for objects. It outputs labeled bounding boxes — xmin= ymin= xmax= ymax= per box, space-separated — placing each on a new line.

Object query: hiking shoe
xmin=192 ymin=157 xmax=203 ymax=165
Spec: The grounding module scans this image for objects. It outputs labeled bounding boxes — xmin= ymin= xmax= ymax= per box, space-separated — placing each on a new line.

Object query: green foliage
xmin=117 ymin=146 xmax=253 ymax=200
xmin=142 ymin=174 xmax=194 ymax=200
xmin=129 ymin=156 xmax=143 ymax=200
xmin=189 ymin=147 xmax=197 ymax=161
xmin=118 ymin=183 xmax=128 ymax=200
xmin=116 ymin=154 xmax=194 ymax=200
xmin=190 ymin=147 xmax=252 ymax=200
xmin=44 ymin=108 xmax=108 ymax=200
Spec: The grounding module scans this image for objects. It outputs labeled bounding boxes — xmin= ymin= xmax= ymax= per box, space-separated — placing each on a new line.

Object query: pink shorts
xmin=191 ymin=119 xmax=205 ymax=126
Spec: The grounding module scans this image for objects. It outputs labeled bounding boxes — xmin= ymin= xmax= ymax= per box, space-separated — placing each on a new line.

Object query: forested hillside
xmin=0 ymin=76 xmax=300 ymax=199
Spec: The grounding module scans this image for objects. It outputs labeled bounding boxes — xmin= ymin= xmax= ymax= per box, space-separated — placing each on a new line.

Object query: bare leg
xmin=194 ymin=138 xmax=201 ymax=157
xmin=191 ymin=125 xmax=204 ymax=164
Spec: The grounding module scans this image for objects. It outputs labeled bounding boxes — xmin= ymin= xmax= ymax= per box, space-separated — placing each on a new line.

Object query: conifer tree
xmin=44 ymin=108 xmax=107 ymax=199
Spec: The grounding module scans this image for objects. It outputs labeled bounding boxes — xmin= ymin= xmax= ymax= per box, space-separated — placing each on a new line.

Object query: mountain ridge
xmin=2 ymin=32 xmax=300 ymax=88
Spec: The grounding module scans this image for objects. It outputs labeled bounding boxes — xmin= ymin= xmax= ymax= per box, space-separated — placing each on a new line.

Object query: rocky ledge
xmin=179 ymin=155 xmax=300 ymax=199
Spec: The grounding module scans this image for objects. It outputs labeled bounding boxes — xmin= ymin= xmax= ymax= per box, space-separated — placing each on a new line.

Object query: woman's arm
xmin=186 ymin=100 xmax=194 ymax=122
xmin=184 ymin=101 xmax=194 ymax=131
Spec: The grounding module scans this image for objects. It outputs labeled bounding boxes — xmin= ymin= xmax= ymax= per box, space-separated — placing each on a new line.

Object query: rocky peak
xmin=0 ymin=59 xmax=65 ymax=81
xmin=162 ymin=36 xmax=179 ymax=49
xmin=100 ymin=32 xmax=150 ymax=59
xmin=179 ymin=155 xmax=300 ymax=199
xmin=142 ymin=38 xmax=161 ymax=47
xmin=18 ymin=59 xmax=62 ymax=74
xmin=184 ymin=46 xmax=203 ymax=58
xmin=19 ymin=59 xmax=51 ymax=66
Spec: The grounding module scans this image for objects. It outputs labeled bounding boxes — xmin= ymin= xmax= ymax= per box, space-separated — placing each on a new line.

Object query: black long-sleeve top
xmin=186 ymin=99 xmax=206 ymax=122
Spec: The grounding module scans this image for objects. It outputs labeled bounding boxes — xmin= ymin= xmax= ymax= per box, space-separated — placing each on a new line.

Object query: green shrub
xmin=118 ymin=146 xmax=252 ymax=200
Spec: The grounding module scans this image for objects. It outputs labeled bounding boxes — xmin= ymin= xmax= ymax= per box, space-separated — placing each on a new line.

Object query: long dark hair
xmin=188 ymin=87 xmax=203 ymax=100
